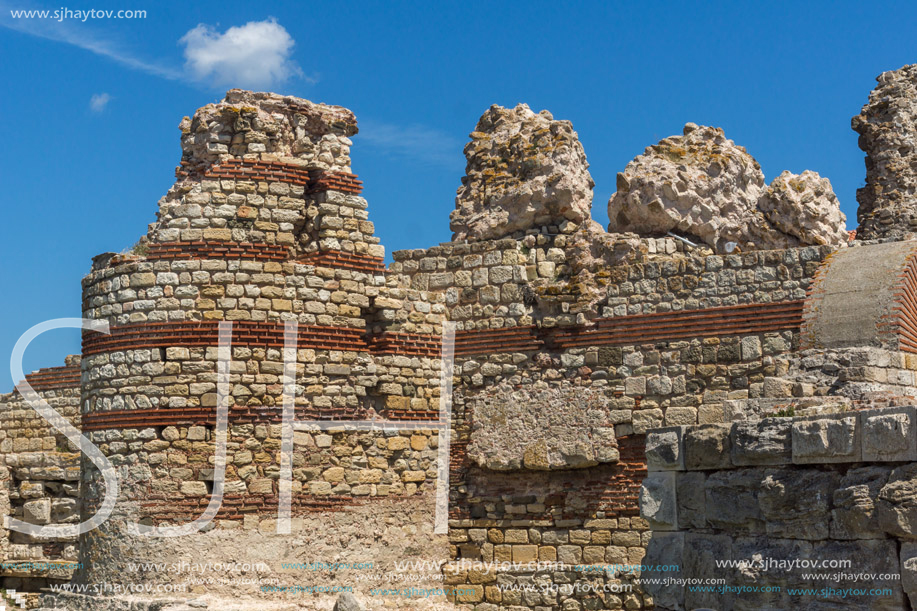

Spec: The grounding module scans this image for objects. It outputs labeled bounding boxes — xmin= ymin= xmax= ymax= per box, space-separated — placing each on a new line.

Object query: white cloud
xmin=358 ymin=120 xmax=462 ymax=167
xmin=89 ymin=93 xmax=111 ymax=112
xmin=180 ymin=18 xmax=301 ymax=90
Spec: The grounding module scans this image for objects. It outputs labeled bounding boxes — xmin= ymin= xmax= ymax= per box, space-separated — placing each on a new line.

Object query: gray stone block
xmin=642 ymin=532 xmax=684 ymax=610
xmin=830 ymin=466 xmax=891 ymax=540
xmin=731 ymin=418 xmax=792 ymax=466
xmin=902 ymin=541 xmax=917 ymax=609
xmin=812 ymin=540 xmax=904 ymax=609
xmin=645 ymin=426 xmax=685 ymax=471
xmin=758 ymin=468 xmax=840 ymax=540
xmin=705 ymin=468 xmax=765 ymax=534
xmin=860 ymin=406 xmax=917 ymax=462
xmin=22 ymin=498 xmax=51 ymax=524
xmin=640 ymin=471 xmax=677 ymax=530
xmin=676 ymin=471 xmax=707 ymax=529
xmin=792 ymin=414 xmax=860 ymax=464
xmin=684 ymin=533 xmax=734 ymax=610
xmin=684 ymin=423 xmax=732 ymax=470
xmin=732 ymin=537 xmax=815 ymax=611
xmin=878 ymin=463 xmax=917 ymax=537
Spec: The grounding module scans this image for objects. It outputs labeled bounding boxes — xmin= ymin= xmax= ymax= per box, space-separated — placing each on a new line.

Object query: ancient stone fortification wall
xmin=641 ymin=408 xmax=917 ymax=610
xmin=0 ymin=358 xmax=81 ymax=595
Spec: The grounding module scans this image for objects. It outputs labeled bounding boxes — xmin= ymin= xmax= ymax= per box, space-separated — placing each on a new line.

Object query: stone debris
xmin=853 ymin=63 xmax=917 ymax=239
xmin=608 ymin=123 xmax=848 ymax=252
xmin=450 ymin=103 xmax=594 ymax=242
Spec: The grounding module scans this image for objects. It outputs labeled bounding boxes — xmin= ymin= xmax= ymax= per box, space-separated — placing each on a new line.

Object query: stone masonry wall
xmin=641 ymin=407 xmax=917 ymax=610
xmin=0 ymin=358 xmax=82 ymax=595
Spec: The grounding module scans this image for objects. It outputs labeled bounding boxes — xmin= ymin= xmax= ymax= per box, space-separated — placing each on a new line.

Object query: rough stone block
xmin=861 ymin=406 xmax=917 ymax=462
xmin=22 ymin=498 xmax=51 ymax=524
xmin=684 ymin=423 xmax=732 ymax=470
xmin=878 ymin=463 xmax=917 ymax=537
xmin=731 ymin=418 xmax=792 ymax=466
xmin=731 ymin=537 xmax=815 ymax=610
xmin=676 ymin=471 xmax=706 ymax=529
xmin=705 ymin=468 xmax=765 ymax=534
xmin=758 ymin=468 xmax=839 ymax=540
xmin=642 ymin=532 xmax=684 ymax=610
xmin=831 ymin=466 xmax=891 ymax=540
xmin=813 ymin=540 xmax=904 ymax=608
xmin=902 ymin=541 xmax=917 ymax=609
xmin=640 ymin=471 xmax=677 ymax=531
xmin=683 ymin=533 xmax=734 ymax=611
xmin=792 ymin=414 xmax=860 ymax=464
xmin=645 ymin=426 xmax=684 ymax=471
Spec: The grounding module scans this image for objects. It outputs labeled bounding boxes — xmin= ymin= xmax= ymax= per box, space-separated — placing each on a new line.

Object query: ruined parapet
xmin=608 ymin=124 xmax=848 ymax=252
xmin=853 ymin=64 xmax=917 ymax=240
xmin=449 ymin=103 xmax=595 ymax=242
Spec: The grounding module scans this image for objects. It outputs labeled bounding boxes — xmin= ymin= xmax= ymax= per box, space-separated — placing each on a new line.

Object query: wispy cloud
xmin=358 ymin=120 xmax=462 ymax=167
xmin=180 ymin=18 xmax=302 ymax=90
xmin=89 ymin=92 xmax=110 ymax=112
xmin=0 ymin=3 xmax=182 ymax=80
xmin=1 ymin=6 xmax=305 ymax=90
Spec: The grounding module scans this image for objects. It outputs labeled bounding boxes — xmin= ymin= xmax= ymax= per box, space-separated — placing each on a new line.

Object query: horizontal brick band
xmin=82 ymin=404 xmax=441 ymax=431
xmin=455 ymin=300 xmax=805 ymax=356
xmin=14 ymin=365 xmax=81 ymax=393
xmin=177 ymin=158 xmax=363 ymax=195
xmin=82 ymin=320 xmax=372 ymax=356
xmin=146 ymin=241 xmax=289 ymax=262
xmin=297 ymin=250 xmax=386 ymax=273
xmin=137 ymin=494 xmax=363 ymax=523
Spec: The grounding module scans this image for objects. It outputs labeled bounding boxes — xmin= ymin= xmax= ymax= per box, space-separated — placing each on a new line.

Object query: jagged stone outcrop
xmin=450 ymin=103 xmax=594 ymax=242
xmin=853 ymin=64 xmax=917 ymax=240
xmin=607 ymin=123 xmax=847 ymax=252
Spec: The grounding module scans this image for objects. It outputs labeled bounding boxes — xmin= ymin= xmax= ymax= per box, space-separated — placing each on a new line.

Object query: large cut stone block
xmin=642 ymin=532 xmax=684 ymax=610
xmin=705 ymin=468 xmax=765 ymax=534
xmin=792 ymin=414 xmax=860 ymax=464
xmin=878 ymin=463 xmax=917 ymax=537
xmin=676 ymin=471 xmax=707 ymax=529
xmin=732 ymin=537 xmax=815 ymax=611
xmin=831 ymin=466 xmax=891 ymax=540
xmin=758 ymin=468 xmax=839 ymax=540
xmin=684 ymin=423 xmax=732 ymax=470
xmin=684 ymin=533 xmax=734 ymax=611
xmin=731 ymin=418 xmax=792 ymax=466
xmin=640 ymin=471 xmax=677 ymax=530
xmin=860 ymin=406 xmax=917 ymax=462
xmin=645 ymin=426 xmax=685 ymax=471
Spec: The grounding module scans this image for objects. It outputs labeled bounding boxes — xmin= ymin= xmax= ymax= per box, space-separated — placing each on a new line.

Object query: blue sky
xmin=0 ymin=0 xmax=915 ymax=390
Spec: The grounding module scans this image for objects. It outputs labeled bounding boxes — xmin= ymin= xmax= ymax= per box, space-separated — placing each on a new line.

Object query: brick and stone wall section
xmin=641 ymin=408 xmax=917 ymax=610
xmin=0 ymin=357 xmax=82 ymax=590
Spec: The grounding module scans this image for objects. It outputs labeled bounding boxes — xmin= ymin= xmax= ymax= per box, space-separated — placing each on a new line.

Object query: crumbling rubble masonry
xmin=7 ymin=64 xmax=917 ymax=611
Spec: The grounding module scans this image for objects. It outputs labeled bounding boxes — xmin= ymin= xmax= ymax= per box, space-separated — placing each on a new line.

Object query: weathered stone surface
xmin=642 ymin=532 xmax=684 ymax=609
xmin=683 ymin=533 xmax=734 ymax=610
xmin=758 ymin=468 xmax=839 ymax=540
xmin=645 ymin=426 xmax=684 ymax=471
xmin=608 ymin=123 xmax=847 ymax=252
xmin=705 ymin=469 xmax=765 ymax=534
xmin=676 ymin=471 xmax=706 ymax=529
xmin=853 ymin=64 xmax=917 ymax=240
xmin=878 ymin=463 xmax=917 ymax=537
xmin=756 ymin=170 xmax=848 ymax=247
xmin=731 ymin=537 xmax=815 ymax=611
xmin=684 ymin=423 xmax=732 ymax=470
xmin=451 ymin=103 xmax=594 ymax=242
xmin=812 ymin=540 xmax=904 ymax=609
xmin=860 ymin=406 xmax=917 ymax=462
xmin=902 ymin=541 xmax=917 ymax=609
xmin=731 ymin=418 xmax=792 ymax=466
xmin=831 ymin=466 xmax=892 ymax=540
xmin=467 ymin=385 xmax=618 ymax=471
xmin=792 ymin=415 xmax=860 ymax=464
xmin=640 ymin=471 xmax=677 ymax=530
xmin=22 ymin=498 xmax=51 ymax=524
